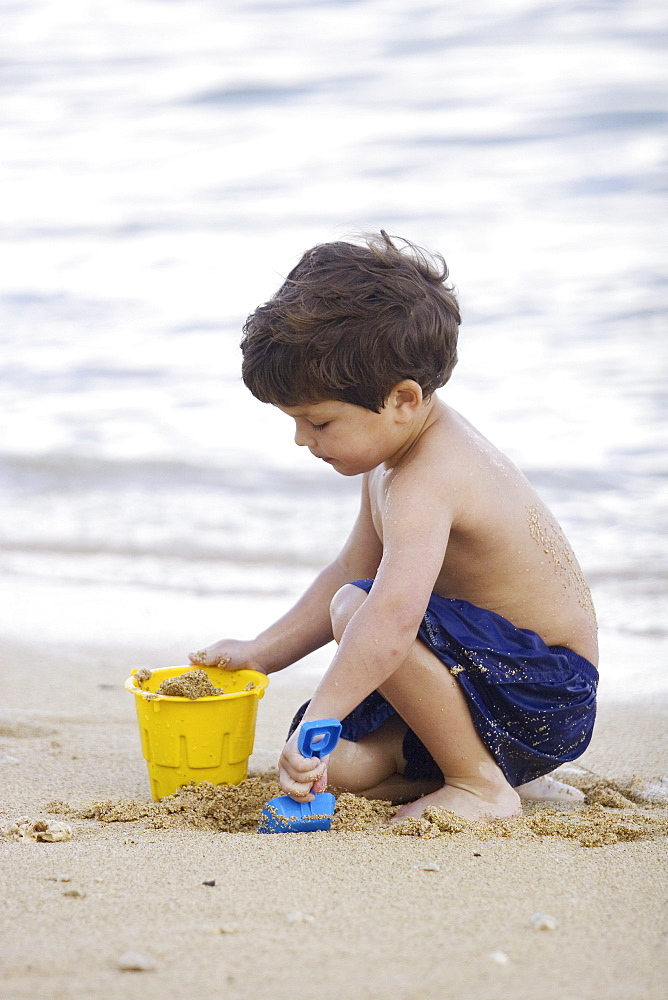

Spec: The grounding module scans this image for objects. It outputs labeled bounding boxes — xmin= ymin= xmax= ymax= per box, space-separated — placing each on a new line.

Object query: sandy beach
xmin=1 ymin=635 xmax=667 ymax=1000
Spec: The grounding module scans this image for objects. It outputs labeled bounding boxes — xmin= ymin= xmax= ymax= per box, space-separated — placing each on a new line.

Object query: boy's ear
xmin=390 ymin=380 xmax=423 ymax=421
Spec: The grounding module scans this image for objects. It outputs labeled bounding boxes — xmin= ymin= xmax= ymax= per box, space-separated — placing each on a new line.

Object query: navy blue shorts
xmin=289 ymin=579 xmax=598 ymax=788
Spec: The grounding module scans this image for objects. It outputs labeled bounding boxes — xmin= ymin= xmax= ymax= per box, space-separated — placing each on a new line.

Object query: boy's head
xmin=241 ymin=232 xmax=461 ymax=413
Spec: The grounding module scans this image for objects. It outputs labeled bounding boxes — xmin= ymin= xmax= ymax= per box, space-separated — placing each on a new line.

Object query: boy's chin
xmin=325 ymin=459 xmax=360 ymax=477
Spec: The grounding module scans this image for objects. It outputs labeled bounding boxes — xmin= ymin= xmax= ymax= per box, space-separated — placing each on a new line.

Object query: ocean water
xmin=1 ymin=0 xmax=666 ymax=696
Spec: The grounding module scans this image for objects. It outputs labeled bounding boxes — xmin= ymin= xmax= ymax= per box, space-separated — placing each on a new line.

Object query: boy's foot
xmin=390 ymin=782 xmax=521 ymax=824
xmin=515 ymin=775 xmax=585 ymax=802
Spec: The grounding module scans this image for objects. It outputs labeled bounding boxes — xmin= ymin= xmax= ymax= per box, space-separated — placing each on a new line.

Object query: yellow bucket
xmin=125 ymin=665 xmax=269 ymax=800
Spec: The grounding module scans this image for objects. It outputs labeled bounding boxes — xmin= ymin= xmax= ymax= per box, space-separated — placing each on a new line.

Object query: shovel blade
xmin=258 ymin=792 xmax=336 ymax=833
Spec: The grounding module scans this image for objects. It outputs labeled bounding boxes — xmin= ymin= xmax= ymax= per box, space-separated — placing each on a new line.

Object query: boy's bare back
xmin=366 ymin=399 xmax=598 ymax=665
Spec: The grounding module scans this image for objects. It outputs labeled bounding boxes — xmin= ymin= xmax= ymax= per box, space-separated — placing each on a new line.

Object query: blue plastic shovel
xmin=258 ymin=718 xmax=342 ymax=833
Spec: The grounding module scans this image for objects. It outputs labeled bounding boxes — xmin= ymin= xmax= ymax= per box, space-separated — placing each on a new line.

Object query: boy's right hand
xmin=278 ymin=726 xmax=328 ymax=802
xmin=188 ymin=639 xmax=268 ymax=674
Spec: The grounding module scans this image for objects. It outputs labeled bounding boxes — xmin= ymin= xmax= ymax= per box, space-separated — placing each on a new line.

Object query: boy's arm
xmin=279 ymin=464 xmax=453 ymax=798
xmin=189 ymin=476 xmax=383 ymax=674
xmin=301 ymin=464 xmax=453 ymax=720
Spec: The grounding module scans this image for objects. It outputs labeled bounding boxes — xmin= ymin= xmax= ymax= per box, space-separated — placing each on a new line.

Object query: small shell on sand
xmin=1 ymin=817 xmax=72 ymax=842
xmin=286 ymin=911 xmax=315 ymax=924
xmin=530 ymin=912 xmax=558 ymax=931
xmin=412 ymin=862 xmax=441 ymax=871
xmin=489 ymin=951 xmax=510 ymax=965
xmin=117 ymin=951 xmax=156 ymax=972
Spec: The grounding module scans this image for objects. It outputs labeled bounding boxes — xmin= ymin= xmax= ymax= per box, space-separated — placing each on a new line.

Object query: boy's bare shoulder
xmin=404 ymin=402 xmax=521 ymax=497
xmin=370 ymin=401 xmax=529 ymax=544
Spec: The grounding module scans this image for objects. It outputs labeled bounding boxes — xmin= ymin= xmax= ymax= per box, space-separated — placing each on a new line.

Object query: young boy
xmin=190 ymin=232 xmax=598 ymax=821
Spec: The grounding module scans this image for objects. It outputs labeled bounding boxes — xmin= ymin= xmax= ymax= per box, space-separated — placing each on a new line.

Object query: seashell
xmin=286 ymin=911 xmax=315 ymax=924
xmin=531 ymin=911 xmax=558 ymax=931
xmin=412 ymin=862 xmax=441 ymax=871
xmin=39 ymin=822 xmax=72 ymax=842
xmin=117 ymin=951 xmax=156 ymax=972
xmin=489 ymin=951 xmax=510 ymax=965
xmin=1 ymin=818 xmax=72 ymax=842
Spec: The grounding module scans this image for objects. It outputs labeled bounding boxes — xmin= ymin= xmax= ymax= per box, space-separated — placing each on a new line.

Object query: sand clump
xmin=331 ymin=792 xmax=398 ymax=831
xmin=132 ymin=666 xmax=227 ymax=698
xmin=387 ymin=802 xmax=668 ymax=847
xmin=554 ymin=769 xmax=668 ymax=807
xmin=155 ymin=669 xmax=225 ymax=699
xmin=63 ymin=777 xmax=283 ymax=833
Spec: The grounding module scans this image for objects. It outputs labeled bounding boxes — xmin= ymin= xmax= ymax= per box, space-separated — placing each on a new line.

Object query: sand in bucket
xmin=125 ymin=665 xmax=269 ymax=800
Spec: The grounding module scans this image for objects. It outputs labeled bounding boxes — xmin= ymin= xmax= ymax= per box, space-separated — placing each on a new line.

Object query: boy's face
xmin=278 ymin=398 xmax=408 ymax=476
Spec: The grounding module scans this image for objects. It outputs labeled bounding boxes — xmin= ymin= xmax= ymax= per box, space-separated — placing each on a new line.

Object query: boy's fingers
xmin=289 ymin=757 xmax=324 ymax=778
xmin=279 ymin=771 xmax=316 ymax=802
xmin=288 ymin=787 xmax=315 ymax=802
xmin=312 ymin=772 xmax=328 ymax=794
xmin=284 ymin=765 xmax=323 ymax=786
xmin=188 ymin=649 xmax=231 ymax=668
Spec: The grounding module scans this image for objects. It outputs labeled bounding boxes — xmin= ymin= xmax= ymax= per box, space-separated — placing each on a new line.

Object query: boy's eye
xmin=311 ymin=422 xmax=329 ymax=431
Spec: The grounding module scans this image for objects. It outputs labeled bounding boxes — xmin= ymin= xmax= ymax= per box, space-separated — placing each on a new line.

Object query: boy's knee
xmin=325 ymin=739 xmax=364 ymax=791
xmin=326 ymin=737 xmax=387 ymax=793
xmin=330 ymin=584 xmax=367 ymax=642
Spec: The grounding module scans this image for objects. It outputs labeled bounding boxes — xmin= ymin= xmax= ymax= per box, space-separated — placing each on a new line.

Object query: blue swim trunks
xmin=289 ymin=579 xmax=598 ymax=788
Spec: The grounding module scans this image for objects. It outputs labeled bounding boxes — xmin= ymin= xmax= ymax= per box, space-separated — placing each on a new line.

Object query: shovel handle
xmin=298 ymin=718 xmax=342 ymax=759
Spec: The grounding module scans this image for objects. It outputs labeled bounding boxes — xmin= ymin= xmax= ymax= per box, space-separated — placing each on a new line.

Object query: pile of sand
xmin=580 ymin=774 xmax=668 ymax=807
xmin=47 ymin=777 xmax=283 ymax=833
xmin=388 ymin=802 xmax=668 ymax=847
xmin=132 ymin=667 xmax=227 ymax=699
xmin=155 ymin=668 xmax=225 ymax=699
xmin=42 ymin=775 xmax=668 ymax=846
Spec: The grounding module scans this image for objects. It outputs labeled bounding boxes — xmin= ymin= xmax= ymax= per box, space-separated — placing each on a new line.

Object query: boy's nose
xmin=293 ymin=420 xmax=314 ymax=447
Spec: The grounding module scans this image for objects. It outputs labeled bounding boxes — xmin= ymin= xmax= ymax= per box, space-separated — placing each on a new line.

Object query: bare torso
xmin=367 ymin=404 xmax=598 ymax=665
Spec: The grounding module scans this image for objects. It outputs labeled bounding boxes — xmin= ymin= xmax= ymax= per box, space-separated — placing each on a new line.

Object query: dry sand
xmin=1 ymin=636 xmax=667 ymax=1000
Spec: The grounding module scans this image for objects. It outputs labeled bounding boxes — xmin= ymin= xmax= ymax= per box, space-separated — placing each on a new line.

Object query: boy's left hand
xmin=278 ymin=728 xmax=328 ymax=802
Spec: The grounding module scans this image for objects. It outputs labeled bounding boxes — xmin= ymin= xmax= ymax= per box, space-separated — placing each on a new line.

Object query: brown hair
xmin=240 ymin=231 xmax=461 ymax=412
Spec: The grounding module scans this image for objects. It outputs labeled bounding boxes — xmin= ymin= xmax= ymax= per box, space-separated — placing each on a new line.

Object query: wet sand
xmin=1 ymin=636 xmax=667 ymax=1000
